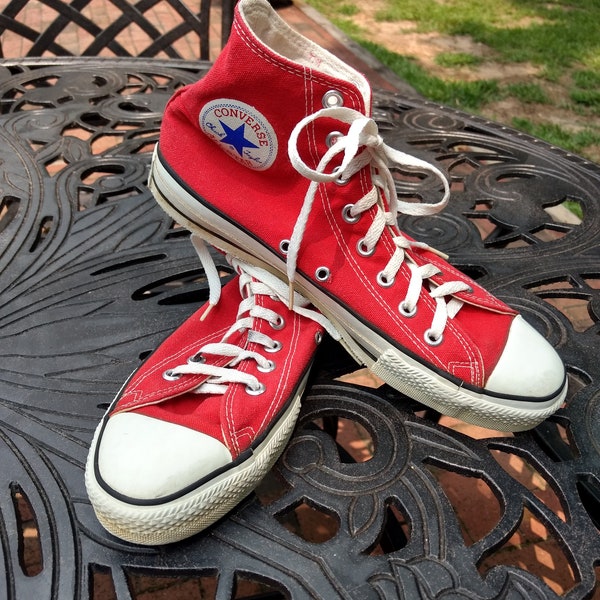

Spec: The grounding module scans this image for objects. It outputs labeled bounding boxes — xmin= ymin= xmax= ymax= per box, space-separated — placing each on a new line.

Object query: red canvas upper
xmin=109 ymin=276 xmax=322 ymax=458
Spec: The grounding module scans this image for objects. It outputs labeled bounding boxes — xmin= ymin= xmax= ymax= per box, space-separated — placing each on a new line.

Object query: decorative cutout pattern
xmin=0 ymin=60 xmax=599 ymax=598
xmin=0 ymin=0 xmax=219 ymax=59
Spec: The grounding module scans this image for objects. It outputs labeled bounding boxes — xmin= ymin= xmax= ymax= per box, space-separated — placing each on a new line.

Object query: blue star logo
xmin=219 ymin=120 xmax=258 ymax=156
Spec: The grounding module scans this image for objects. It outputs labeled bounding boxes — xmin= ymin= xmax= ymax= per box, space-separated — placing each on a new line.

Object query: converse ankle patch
xmin=199 ymin=99 xmax=278 ymax=170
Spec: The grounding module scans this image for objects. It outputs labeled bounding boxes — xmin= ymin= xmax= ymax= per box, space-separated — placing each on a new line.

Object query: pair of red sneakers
xmin=86 ymin=0 xmax=567 ymax=545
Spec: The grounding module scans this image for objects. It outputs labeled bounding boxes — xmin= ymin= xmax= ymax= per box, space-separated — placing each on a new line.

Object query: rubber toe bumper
xmin=95 ymin=412 xmax=233 ymax=501
xmin=485 ymin=315 xmax=566 ymax=401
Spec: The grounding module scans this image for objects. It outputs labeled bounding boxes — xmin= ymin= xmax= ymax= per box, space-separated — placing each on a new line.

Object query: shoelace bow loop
xmin=168 ymin=239 xmax=339 ymax=395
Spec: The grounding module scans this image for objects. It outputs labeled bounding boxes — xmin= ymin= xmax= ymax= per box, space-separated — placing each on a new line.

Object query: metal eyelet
xmin=315 ymin=266 xmax=331 ymax=282
xmin=246 ymin=382 xmax=266 ymax=396
xmin=257 ymin=360 xmax=276 ymax=373
xmin=326 ymin=130 xmax=343 ymax=148
xmin=342 ymin=204 xmax=360 ymax=224
xmin=399 ymin=301 xmax=417 ymax=318
xmin=187 ymin=353 xmax=205 ymax=365
xmin=377 ymin=271 xmax=395 ymax=287
xmin=315 ymin=331 xmax=323 ymax=345
xmin=162 ymin=369 xmax=182 ymax=381
xmin=270 ymin=315 xmax=285 ymax=330
xmin=322 ymin=90 xmax=344 ymax=108
xmin=279 ymin=239 xmax=290 ymax=254
xmin=356 ymin=238 xmax=375 ymax=257
xmin=265 ymin=340 xmax=283 ymax=353
xmin=332 ymin=165 xmax=350 ymax=186
xmin=424 ymin=329 xmax=443 ymax=346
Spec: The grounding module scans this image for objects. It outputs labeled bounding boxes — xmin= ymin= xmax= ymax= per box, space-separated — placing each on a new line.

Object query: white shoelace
xmin=168 ymin=238 xmax=339 ymax=395
xmin=287 ymin=106 xmax=471 ymax=343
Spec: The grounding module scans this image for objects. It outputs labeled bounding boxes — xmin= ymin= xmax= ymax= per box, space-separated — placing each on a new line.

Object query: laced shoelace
xmin=287 ymin=106 xmax=472 ymax=344
xmin=167 ymin=237 xmax=339 ymax=395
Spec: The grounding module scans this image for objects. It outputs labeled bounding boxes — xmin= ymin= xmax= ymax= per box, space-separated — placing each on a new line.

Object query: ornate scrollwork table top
xmin=1 ymin=58 xmax=599 ymax=599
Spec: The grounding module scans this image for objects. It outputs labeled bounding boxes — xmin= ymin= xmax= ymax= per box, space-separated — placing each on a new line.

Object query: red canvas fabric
xmin=108 ymin=276 xmax=322 ymax=458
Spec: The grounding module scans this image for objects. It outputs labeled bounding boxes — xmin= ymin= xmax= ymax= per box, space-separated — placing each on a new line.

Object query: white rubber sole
xmin=85 ymin=390 xmax=303 ymax=545
xmin=148 ymin=148 xmax=567 ymax=432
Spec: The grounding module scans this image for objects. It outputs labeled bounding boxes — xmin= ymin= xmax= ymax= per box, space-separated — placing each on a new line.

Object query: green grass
xmin=506 ymin=82 xmax=549 ymax=104
xmin=374 ymin=0 xmax=532 ymax=28
xmin=512 ymin=118 xmax=600 ymax=155
xmin=435 ymin=52 xmax=483 ymax=68
xmin=372 ymin=0 xmax=600 ymax=72
xmin=573 ymin=70 xmax=600 ymax=90
xmin=564 ymin=200 xmax=584 ymax=220
xmin=361 ymin=41 xmax=499 ymax=110
xmin=338 ymin=3 xmax=359 ymax=17
xmin=570 ymin=69 xmax=600 ymax=110
xmin=570 ymin=88 xmax=600 ymax=109
xmin=304 ymin=0 xmax=600 ymax=161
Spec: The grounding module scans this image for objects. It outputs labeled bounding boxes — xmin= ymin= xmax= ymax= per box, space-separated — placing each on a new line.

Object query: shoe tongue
xmin=237 ymin=0 xmax=371 ymax=112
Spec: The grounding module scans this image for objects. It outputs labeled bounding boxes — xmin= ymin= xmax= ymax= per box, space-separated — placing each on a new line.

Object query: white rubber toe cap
xmin=485 ymin=315 xmax=566 ymax=400
xmin=96 ymin=412 xmax=233 ymax=500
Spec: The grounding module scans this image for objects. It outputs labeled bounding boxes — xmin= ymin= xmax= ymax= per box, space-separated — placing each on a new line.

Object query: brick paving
xmin=0 ymin=0 xmax=414 ymax=92
xmin=0 ymin=0 xmax=582 ymax=597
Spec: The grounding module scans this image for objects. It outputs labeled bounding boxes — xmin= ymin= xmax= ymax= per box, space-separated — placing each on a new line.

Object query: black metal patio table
xmin=1 ymin=56 xmax=599 ymax=600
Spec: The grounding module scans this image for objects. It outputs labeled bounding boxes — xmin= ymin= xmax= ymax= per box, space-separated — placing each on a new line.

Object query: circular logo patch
xmin=199 ymin=99 xmax=278 ymax=171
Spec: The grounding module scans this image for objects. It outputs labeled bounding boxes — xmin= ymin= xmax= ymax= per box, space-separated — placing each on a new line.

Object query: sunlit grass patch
xmin=304 ymin=0 xmax=600 ymax=160
xmin=506 ymin=82 xmax=549 ymax=104
xmin=435 ymin=52 xmax=483 ymax=68
xmin=511 ymin=118 xmax=600 ymax=157
xmin=362 ymin=40 xmax=498 ymax=111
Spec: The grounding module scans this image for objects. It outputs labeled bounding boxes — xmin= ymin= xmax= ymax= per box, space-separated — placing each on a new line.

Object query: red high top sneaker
xmin=148 ymin=0 xmax=567 ymax=431
xmin=85 ymin=258 xmax=327 ymax=545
